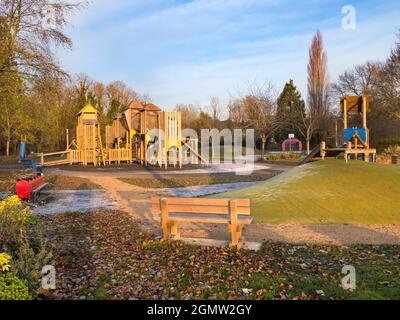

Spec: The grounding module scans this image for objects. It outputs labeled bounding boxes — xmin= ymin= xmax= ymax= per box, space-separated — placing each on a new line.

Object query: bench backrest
xmin=152 ymin=198 xmax=251 ymax=217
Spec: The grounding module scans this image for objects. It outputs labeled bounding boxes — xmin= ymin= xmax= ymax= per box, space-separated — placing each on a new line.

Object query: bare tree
xmin=374 ymin=32 xmax=400 ymax=120
xmin=333 ymin=62 xmax=379 ymax=98
xmin=207 ymin=97 xmax=223 ymax=128
xmin=0 ymin=0 xmax=82 ymax=155
xmin=289 ymin=102 xmax=318 ymax=155
xmin=106 ymin=80 xmax=139 ymax=111
xmin=307 ymin=30 xmax=331 ymax=133
xmin=175 ymin=103 xmax=200 ymax=129
xmin=93 ymin=82 xmax=106 ymax=113
xmin=240 ymin=83 xmax=277 ymax=159
xmin=0 ymin=0 xmax=83 ymax=78
xmin=227 ymin=99 xmax=246 ymax=128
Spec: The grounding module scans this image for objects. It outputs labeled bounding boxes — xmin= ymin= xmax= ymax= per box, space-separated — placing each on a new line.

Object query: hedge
xmin=376 ymin=138 xmax=400 ymax=153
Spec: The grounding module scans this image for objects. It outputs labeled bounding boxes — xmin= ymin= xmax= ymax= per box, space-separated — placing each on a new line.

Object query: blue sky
xmin=57 ymin=0 xmax=400 ymax=109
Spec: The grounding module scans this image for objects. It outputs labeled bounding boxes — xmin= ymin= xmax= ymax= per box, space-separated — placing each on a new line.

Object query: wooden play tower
xmin=108 ymin=102 xmax=188 ymax=168
xmin=321 ymin=96 xmax=377 ymax=162
xmin=74 ymin=104 xmax=105 ymax=166
xmin=106 ymin=101 xmax=207 ymax=168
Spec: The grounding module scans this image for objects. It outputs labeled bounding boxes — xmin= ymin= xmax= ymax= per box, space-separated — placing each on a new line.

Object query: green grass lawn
xmin=213 ymin=160 xmax=400 ymax=224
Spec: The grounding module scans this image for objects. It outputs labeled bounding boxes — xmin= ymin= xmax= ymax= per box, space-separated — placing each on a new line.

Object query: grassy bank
xmin=213 ymin=160 xmax=400 ymax=224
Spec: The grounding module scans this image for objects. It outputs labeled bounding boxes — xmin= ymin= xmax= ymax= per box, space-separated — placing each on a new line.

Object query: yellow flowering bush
xmin=0 ymin=254 xmax=32 ymax=300
xmin=0 ymin=196 xmax=32 ymax=253
xmin=0 ymin=253 xmax=11 ymax=272
xmin=0 ymin=196 xmax=52 ymax=298
xmin=0 ymin=196 xmax=31 ymax=225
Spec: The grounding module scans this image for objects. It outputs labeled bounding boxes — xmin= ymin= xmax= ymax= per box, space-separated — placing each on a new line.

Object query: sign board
xmin=288 ymin=134 xmax=295 ymax=139
xmin=340 ymin=96 xmax=369 ymax=114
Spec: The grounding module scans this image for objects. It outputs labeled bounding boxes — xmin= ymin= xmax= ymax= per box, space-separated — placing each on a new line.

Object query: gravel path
xmin=32 ymin=190 xmax=118 ymax=215
xmin=47 ymin=162 xmax=292 ymax=179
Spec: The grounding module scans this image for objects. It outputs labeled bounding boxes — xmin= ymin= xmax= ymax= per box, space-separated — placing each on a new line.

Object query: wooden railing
xmin=36 ymin=147 xmax=133 ymax=167
xmin=106 ymin=148 xmax=132 ymax=164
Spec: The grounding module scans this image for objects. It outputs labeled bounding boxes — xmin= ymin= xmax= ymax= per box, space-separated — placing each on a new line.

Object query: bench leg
xmin=237 ymin=224 xmax=244 ymax=241
xmin=229 ymin=224 xmax=240 ymax=248
xmin=161 ymin=221 xmax=170 ymax=240
xmin=170 ymin=222 xmax=180 ymax=240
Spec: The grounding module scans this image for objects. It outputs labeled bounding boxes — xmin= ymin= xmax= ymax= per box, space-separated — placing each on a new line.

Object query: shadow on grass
xmin=306 ymin=224 xmax=400 ymax=245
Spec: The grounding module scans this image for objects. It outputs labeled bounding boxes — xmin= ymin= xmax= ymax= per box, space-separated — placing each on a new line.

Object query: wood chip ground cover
xmin=47 ymin=175 xmax=101 ymax=190
xmin=39 ymin=211 xmax=400 ymax=300
xmin=0 ymin=173 xmax=100 ymax=192
xmin=119 ymin=172 xmax=276 ymax=189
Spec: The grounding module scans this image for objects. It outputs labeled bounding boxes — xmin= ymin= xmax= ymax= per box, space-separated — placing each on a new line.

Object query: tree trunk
xmin=6 ymin=138 xmax=10 ymax=157
xmin=261 ymin=136 xmax=267 ymax=161
xmin=307 ymin=139 xmax=310 ymax=155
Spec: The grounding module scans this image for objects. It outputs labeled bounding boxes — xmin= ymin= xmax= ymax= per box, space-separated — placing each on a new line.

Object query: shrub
xmin=0 ymin=253 xmax=11 ymax=272
xmin=0 ymin=272 xmax=32 ymax=300
xmin=377 ymin=138 xmax=400 ymax=153
xmin=383 ymin=145 xmax=400 ymax=156
xmin=0 ymin=253 xmax=32 ymax=300
xmin=0 ymin=196 xmax=52 ymax=296
xmin=0 ymin=196 xmax=32 ymax=252
xmin=266 ymin=152 xmax=301 ymax=161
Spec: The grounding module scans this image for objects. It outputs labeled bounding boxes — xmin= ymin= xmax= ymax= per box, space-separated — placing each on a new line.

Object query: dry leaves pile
xmin=39 ymin=211 xmax=400 ymax=300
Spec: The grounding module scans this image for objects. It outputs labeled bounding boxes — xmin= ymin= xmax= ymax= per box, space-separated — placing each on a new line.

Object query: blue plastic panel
xmin=19 ymin=141 xmax=27 ymax=161
xmin=344 ymin=128 xmax=367 ymax=143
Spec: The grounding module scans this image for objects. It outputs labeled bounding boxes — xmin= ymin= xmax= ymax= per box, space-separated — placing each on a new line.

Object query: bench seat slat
xmin=32 ymin=183 xmax=49 ymax=194
xmin=152 ymin=197 xmax=250 ymax=207
xmin=168 ymin=213 xmax=252 ymax=224
xmin=164 ymin=204 xmax=250 ymax=215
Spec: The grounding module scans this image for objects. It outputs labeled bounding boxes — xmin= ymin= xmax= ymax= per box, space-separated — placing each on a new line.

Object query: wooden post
xmin=320 ymin=141 xmax=326 ymax=160
xmin=335 ymin=121 xmax=338 ymax=148
xmin=66 ymin=129 xmax=69 ymax=150
xmin=93 ymin=125 xmax=96 ymax=166
xmin=83 ymin=125 xmax=87 ymax=166
xmin=229 ymin=200 xmax=239 ymax=247
xmin=41 ymin=153 xmax=44 ymax=166
xmin=144 ymin=111 xmax=147 ymax=166
xmin=343 ymin=98 xmax=348 ymax=129
xmin=161 ymin=198 xmax=170 ymax=240
xmin=170 ymin=222 xmax=180 ymax=240
xmin=362 ymin=96 xmax=367 ymax=129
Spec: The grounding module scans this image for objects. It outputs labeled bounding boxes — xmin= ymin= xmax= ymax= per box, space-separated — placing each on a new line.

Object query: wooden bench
xmin=151 ymin=198 xmax=252 ymax=247
xmin=31 ymin=182 xmax=49 ymax=202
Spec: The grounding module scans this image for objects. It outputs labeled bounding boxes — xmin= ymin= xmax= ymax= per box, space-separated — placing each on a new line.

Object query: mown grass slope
xmin=213 ymin=160 xmax=400 ymax=224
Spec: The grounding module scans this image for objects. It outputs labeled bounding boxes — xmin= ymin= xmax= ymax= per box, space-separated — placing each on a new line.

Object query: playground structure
xmin=35 ymin=102 xmax=208 ymax=168
xmin=104 ymin=101 xmax=206 ymax=168
xmin=74 ymin=105 xmax=106 ymax=166
xmin=320 ymin=96 xmax=377 ymax=163
xmin=282 ymin=138 xmax=303 ymax=152
xmin=300 ymin=95 xmax=377 ymax=165
xmin=19 ymin=136 xmax=42 ymax=171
